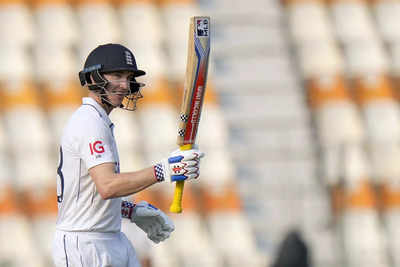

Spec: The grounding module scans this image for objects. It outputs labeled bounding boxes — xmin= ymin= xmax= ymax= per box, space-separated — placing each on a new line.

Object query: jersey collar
xmin=82 ymin=97 xmax=113 ymax=128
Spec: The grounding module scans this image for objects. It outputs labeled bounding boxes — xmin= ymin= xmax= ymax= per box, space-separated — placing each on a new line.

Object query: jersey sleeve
xmin=79 ymin=120 xmax=116 ymax=170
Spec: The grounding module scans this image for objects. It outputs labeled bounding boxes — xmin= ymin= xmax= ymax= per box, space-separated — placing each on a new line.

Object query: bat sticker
xmin=196 ymin=18 xmax=209 ymax=37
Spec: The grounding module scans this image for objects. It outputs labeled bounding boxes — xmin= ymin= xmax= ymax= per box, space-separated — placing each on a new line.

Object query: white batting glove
xmin=122 ymin=200 xmax=175 ymax=243
xmin=154 ymin=147 xmax=205 ymax=182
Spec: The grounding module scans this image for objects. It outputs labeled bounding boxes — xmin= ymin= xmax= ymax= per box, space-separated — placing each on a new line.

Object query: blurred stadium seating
xmin=3 ymin=0 xmax=400 ymax=266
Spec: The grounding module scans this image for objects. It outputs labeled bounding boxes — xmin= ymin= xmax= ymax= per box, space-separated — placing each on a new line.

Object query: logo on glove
xmin=172 ymin=165 xmax=183 ymax=174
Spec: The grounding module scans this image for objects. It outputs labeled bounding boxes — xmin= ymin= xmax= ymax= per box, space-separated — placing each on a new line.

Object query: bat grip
xmin=169 ymin=144 xmax=192 ymax=213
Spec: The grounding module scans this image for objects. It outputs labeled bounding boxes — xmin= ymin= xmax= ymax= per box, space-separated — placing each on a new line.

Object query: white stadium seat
xmin=149 ymin=240 xmax=178 ymax=267
xmin=207 ymin=212 xmax=266 ymax=267
xmin=168 ymin=213 xmax=222 ymax=267
xmin=388 ymin=42 xmax=400 ymax=76
xmin=342 ymin=143 xmax=371 ymax=184
xmin=287 ymin=1 xmax=334 ymax=44
xmin=47 ymin=107 xmax=77 ymax=144
xmin=3 ymin=107 xmax=51 ymax=153
xmin=341 ymin=210 xmax=389 ymax=267
xmin=297 ymin=41 xmax=344 ymax=78
xmin=34 ymin=2 xmax=78 ymax=46
xmin=110 ymin=108 xmax=144 ymax=172
xmin=0 ymin=2 xmax=34 ymax=47
xmin=124 ymin=43 xmax=168 ymax=79
xmin=383 ymin=210 xmax=400 ymax=267
xmin=121 ymin=219 xmax=152 ymax=266
xmin=363 ymin=100 xmax=400 ymax=142
xmin=160 ymin=1 xmax=200 ymax=79
xmin=0 ymin=46 xmax=32 ymax=81
xmin=214 ymin=24 xmax=286 ymax=56
xmin=373 ymin=0 xmax=400 ymax=44
xmin=33 ymin=45 xmax=77 ymax=83
xmin=109 ymin=108 xmax=142 ymax=150
xmin=314 ymin=101 xmax=365 ymax=146
xmin=119 ymin=1 xmax=162 ymax=48
xmin=331 ymin=1 xmax=378 ymax=44
xmin=343 ymin=41 xmax=389 ymax=77
xmin=76 ymin=1 xmax=121 ymax=64
xmin=199 ymin=147 xmax=236 ymax=190
xmin=139 ymin=104 xmax=178 ymax=162
xmin=369 ymin=143 xmax=400 ymax=181
xmin=0 ymin=215 xmax=48 ymax=267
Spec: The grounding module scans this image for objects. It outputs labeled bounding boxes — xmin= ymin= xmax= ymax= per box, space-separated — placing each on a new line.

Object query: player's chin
xmin=111 ymin=97 xmax=124 ymax=106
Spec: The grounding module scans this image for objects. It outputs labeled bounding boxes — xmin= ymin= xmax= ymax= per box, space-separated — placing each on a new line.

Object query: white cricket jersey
xmin=56 ymin=97 xmax=122 ymax=232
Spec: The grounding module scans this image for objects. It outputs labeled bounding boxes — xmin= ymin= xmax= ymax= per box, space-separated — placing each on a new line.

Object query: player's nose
xmin=119 ymin=79 xmax=129 ymax=90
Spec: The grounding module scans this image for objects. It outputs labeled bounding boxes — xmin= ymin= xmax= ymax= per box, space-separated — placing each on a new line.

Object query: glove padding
xmin=131 ymin=201 xmax=175 ymax=243
xmin=160 ymin=147 xmax=205 ymax=182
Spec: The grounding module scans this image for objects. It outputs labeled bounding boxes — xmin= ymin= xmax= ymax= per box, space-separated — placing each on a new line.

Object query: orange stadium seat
xmin=196 ymin=104 xmax=266 ymax=267
xmin=307 ymin=75 xmax=365 ymax=144
xmin=352 ymin=75 xmax=400 ymax=181
xmin=207 ymin=211 xmax=267 ymax=266
xmin=353 ymin=75 xmax=400 ymax=142
xmin=341 ymin=179 xmax=389 ymax=267
xmin=22 ymin=186 xmax=58 ymax=264
xmin=2 ymin=79 xmax=56 ymax=264
xmin=0 ymin=97 xmax=49 ymax=267
xmin=2 ymin=80 xmax=51 ymax=156
xmin=307 ymin=75 xmax=365 ymax=186
xmin=43 ymin=79 xmax=83 ymax=143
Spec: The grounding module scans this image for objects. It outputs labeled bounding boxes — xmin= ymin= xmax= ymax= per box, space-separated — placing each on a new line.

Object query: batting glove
xmin=122 ymin=200 xmax=175 ymax=243
xmin=154 ymin=147 xmax=205 ymax=182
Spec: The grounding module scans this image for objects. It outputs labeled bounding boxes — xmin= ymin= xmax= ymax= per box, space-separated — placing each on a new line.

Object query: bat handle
xmin=169 ymin=144 xmax=192 ymax=213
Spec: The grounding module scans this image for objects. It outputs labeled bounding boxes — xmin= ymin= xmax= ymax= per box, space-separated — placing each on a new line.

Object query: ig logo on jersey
xmin=89 ymin=141 xmax=105 ymax=157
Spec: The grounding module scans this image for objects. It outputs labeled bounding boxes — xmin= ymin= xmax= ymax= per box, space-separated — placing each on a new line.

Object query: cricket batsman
xmin=52 ymin=43 xmax=204 ymax=267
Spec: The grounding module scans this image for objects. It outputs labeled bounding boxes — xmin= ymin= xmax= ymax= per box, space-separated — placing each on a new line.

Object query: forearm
xmin=96 ymin=166 xmax=159 ymax=199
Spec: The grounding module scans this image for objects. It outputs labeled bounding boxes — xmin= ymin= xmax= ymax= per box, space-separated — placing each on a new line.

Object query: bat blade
xmin=170 ymin=16 xmax=211 ymax=213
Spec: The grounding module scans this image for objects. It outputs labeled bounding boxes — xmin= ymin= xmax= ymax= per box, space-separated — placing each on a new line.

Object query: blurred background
xmin=1 ymin=0 xmax=400 ymax=266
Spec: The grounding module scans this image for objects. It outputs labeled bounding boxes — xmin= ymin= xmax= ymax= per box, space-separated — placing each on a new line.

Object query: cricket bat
xmin=169 ymin=16 xmax=211 ymax=213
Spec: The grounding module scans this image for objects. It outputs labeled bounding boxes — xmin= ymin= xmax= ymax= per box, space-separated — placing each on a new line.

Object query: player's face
xmin=103 ymin=71 xmax=134 ymax=106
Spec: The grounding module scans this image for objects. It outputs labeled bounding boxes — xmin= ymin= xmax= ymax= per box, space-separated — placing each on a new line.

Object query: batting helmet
xmin=78 ymin=43 xmax=146 ymax=111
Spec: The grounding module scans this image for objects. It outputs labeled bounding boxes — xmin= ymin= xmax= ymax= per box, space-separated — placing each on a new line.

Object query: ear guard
xmin=79 ymin=64 xmax=102 ymax=86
